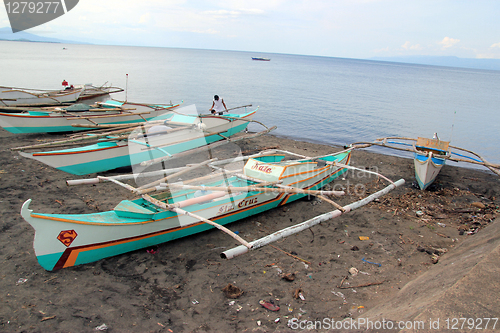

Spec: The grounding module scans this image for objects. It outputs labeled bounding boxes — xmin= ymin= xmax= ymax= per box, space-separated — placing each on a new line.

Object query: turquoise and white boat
xmin=21 ymin=149 xmax=351 ymax=271
xmin=16 ymin=107 xmax=260 ymax=175
xmin=0 ymin=100 xmax=182 ymax=134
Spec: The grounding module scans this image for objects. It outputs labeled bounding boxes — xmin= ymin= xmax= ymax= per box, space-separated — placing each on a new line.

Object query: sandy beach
xmin=1 ymin=129 xmax=499 ymax=332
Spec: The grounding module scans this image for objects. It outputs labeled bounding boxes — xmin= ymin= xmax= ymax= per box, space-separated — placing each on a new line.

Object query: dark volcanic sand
xmin=0 ymin=129 xmax=499 ymax=332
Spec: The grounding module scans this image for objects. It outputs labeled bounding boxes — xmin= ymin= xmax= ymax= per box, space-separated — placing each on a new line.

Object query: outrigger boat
xmin=0 ymin=100 xmax=182 ymax=134
xmin=413 ymin=136 xmax=449 ymax=190
xmin=77 ymin=83 xmax=124 ymax=101
xmin=0 ymin=85 xmax=83 ymax=107
xmin=14 ymin=106 xmax=270 ymax=175
xmin=349 ymin=135 xmax=500 ymax=190
xmin=0 ymin=83 xmax=123 ymax=109
xmin=21 ymin=147 xmax=405 ymax=271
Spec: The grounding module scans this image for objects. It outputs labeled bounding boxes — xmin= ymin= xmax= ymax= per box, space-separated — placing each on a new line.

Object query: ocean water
xmin=1 ymin=41 xmax=499 ymax=165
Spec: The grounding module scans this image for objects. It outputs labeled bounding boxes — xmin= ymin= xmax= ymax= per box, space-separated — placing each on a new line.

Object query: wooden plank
xmin=416 ymin=137 xmax=449 ymax=151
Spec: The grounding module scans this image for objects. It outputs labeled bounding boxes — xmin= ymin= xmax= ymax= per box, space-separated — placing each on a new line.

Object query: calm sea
xmin=1 ymin=41 xmax=499 ymax=165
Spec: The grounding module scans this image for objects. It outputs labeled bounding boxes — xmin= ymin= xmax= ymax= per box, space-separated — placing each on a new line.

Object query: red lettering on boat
xmin=251 ymin=162 xmax=273 ymax=174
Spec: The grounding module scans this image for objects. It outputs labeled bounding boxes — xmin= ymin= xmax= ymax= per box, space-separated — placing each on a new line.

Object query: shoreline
xmin=1 ymin=130 xmax=499 ymax=332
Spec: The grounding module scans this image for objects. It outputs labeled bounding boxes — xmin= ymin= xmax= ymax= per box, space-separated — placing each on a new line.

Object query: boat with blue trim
xmin=349 ymin=135 xmax=500 ymax=190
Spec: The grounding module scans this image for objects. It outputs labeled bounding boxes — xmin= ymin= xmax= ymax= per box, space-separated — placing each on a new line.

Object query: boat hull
xmin=0 ymin=87 xmax=82 ymax=107
xmin=19 ymin=110 xmax=257 ymax=175
xmin=0 ymin=101 xmax=180 ymax=133
xmin=414 ymin=152 xmax=446 ymax=190
xmin=21 ymin=151 xmax=351 ymax=270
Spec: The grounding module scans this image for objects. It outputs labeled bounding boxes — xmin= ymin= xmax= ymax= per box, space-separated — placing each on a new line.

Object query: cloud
xmin=374 ymin=47 xmax=390 ymax=53
xmin=203 ymin=8 xmax=265 ymax=18
xmin=401 ymin=41 xmax=423 ymax=51
xmin=439 ymin=37 xmax=460 ymax=49
xmin=139 ymin=13 xmax=151 ymax=24
xmin=491 ymin=42 xmax=500 ymax=48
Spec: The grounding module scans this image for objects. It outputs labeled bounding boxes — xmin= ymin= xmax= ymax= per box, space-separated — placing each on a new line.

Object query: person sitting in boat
xmin=62 ymin=80 xmax=69 ymax=89
xmin=210 ymin=95 xmax=227 ymax=115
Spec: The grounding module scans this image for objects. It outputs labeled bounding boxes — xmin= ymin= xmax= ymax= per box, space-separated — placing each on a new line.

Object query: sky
xmin=1 ymin=0 xmax=500 ymax=60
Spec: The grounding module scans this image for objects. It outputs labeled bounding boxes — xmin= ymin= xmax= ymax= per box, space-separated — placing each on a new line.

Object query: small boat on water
xmin=252 ymin=57 xmax=271 ymax=61
xmin=0 ymin=100 xmax=182 ymax=134
xmin=349 ymin=135 xmax=500 ymax=190
xmin=21 ymin=149 xmax=353 ymax=271
xmin=0 ymin=86 xmax=83 ymax=107
xmin=14 ymin=106 xmax=271 ymax=175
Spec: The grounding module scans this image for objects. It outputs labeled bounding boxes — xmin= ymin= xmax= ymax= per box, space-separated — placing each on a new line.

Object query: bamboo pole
xmin=165 ymin=183 xmax=345 ymax=197
xmin=97 ymin=176 xmax=138 ymax=193
xmin=141 ymin=194 xmax=251 ymax=248
xmin=65 ymin=150 xmax=281 ymax=186
xmin=64 ymin=111 xmax=98 ymax=125
xmin=66 ymin=111 xmax=151 ymax=120
xmin=331 ymin=162 xmax=395 ymax=184
xmin=350 ymin=139 xmax=500 ymax=174
xmin=137 ymin=158 xmax=218 ymax=190
xmin=12 ymin=121 xmax=194 ymax=151
xmin=221 ymin=179 xmax=405 ymax=259
xmin=221 ymin=104 xmax=252 ymax=113
xmin=11 ymin=127 xmax=133 ymax=151
xmin=51 ymin=107 xmax=136 ymax=113
xmin=140 ymin=125 xmax=277 ymax=167
xmin=134 ymin=129 xmax=227 ymax=151
xmin=315 ymin=195 xmax=346 ymax=212
xmin=68 ymin=122 xmax=140 ymax=131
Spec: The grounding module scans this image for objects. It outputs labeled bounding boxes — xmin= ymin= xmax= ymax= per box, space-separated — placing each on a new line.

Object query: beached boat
xmin=413 ymin=136 xmax=449 ymax=190
xmin=79 ymin=83 xmax=124 ymax=101
xmin=0 ymin=86 xmax=83 ymax=107
xmin=22 ymin=148 xmax=357 ymax=271
xmin=15 ymin=106 xmax=268 ymax=175
xmin=0 ymin=100 xmax=182 ymax=134
xmin=252 ymin=57 xmax=271 ymax=61
xmin=77 ymin=83 xmax=124 ymax=100
xmin=349 ymin=135 xmax=500 ymax=190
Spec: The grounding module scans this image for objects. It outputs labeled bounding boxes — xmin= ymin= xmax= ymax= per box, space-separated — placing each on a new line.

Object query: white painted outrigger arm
xmin=221 ymin=179 xmax=405 ymax=260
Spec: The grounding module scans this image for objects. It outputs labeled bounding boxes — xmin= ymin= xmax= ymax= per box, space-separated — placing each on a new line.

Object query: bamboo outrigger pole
xmin=221 ymin=179 xmax=405 ymax=260
xmin=140 ymin=125 xmax=277 ymax=166
xmin=164 ymin=183 xmax=345 ymax=197
xmin=141 ymin=194 xmax=252 ymax=248
xmin=66 ymin=150 xmax=281 ymax=186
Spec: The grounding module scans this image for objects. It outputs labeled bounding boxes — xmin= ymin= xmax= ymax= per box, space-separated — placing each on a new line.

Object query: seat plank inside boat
xmin=114 ymin=200 xmax=156 ymax=218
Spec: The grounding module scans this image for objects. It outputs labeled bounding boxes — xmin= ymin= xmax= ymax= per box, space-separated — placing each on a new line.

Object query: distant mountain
xmin=370 ymin=55 xmax=500 ymax=71
xmin=0 ymin=27 xmax=82 ymax=44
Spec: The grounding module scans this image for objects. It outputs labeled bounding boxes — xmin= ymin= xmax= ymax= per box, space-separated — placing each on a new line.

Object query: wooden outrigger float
xmin=349 ymin=135 xmax=500 ymax=190
xmin=21 ymin=147 xmax=404 ymax=271
xmin=13 ymin=105 xmax=268 ymax=175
